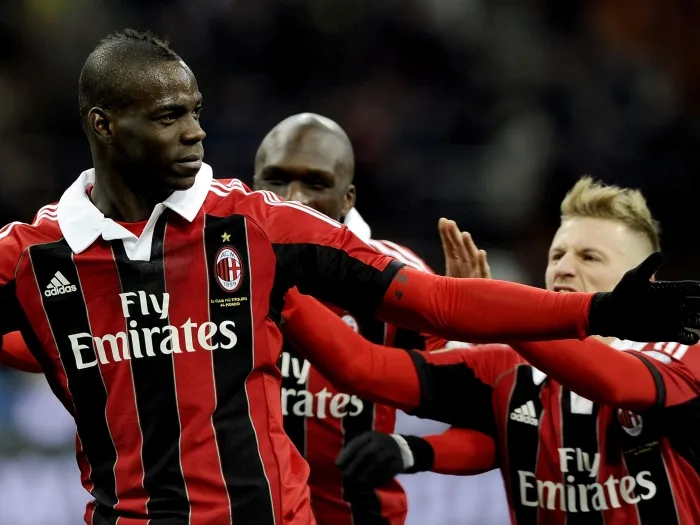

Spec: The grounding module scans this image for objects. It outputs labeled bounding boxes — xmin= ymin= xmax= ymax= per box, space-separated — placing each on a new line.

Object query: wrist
xmin=400 ymin=435 xmax=434 ymax=473
xmin=588 ymin=292 xmax=610 ymax=337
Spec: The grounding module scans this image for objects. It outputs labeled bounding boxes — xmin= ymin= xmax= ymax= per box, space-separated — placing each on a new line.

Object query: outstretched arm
xmin=336 ymin=426 xmax=498 ymax=486
xmin=262 ymin=196 xmax=700 ymax=345
xmin=282 ymin=288 xmax=422 ymax=412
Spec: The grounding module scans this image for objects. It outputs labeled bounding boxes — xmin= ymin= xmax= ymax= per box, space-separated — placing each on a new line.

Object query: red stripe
xmin=74 ymin=245 xmax=150 ymax=517
xmin=245 ymin=219 xmax=289 ymax=520
xmin=535 ymin=382 xmax=566 ymax=525
xmin=164 ymin=214 xmax=231 ymax=525
xmin=662 ymin=442 xmax=700 ymax=524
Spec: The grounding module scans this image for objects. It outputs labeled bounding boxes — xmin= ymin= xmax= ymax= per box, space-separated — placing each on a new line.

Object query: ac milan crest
xmin=214 ymin=246 xmax=244 ymax=293
xmin=617 ymin=409 xmax=643 ymax=437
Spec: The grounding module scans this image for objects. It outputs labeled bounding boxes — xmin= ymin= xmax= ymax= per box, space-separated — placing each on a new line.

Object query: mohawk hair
xmin=560 ymin=176 xmax=661 ymax=252
xmin=78 ymin=29 xmax=182 ymax=123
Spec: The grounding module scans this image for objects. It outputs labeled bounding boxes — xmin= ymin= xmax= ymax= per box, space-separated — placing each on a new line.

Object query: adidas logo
xmin=510 ymin=400 xmax=539 ymax=426
xmin=44 ymin=271 xmax=77 ymax=297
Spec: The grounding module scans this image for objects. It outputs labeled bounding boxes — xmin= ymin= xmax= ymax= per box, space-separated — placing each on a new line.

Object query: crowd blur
xmin=1 ymin=0 xmax=699 ymax=523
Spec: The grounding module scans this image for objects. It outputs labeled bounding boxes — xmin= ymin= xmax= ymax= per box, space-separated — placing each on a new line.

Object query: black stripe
xmin=111 ymin=213 xmax=190 ymax=519
xmin=272 ymin=243 xmax=404 ymax=316
xmin=393 ymin=327 xmax=427 ymax=351
xmin=629 ymin=353 xmax=666 ymax=407
xmin=29 ymin=240 xmax=118 ymax=524
xmin=94 ymin=513 xmax=187 ymax=525
xmin=205 ymin=214 xmax=275 ymax=525
xmin=407 ymin=350 xmax=496 ymax=434
xmin=560 ymin=390 xmax=603 ymax=522
xmin=506 ymin=365 xmax=543 ymax=525
xmin=0 ymin=280 xmax=21 ymax=334
xmin=618 ymin=407 xmax=679 ymax=525
xmin=280 ymin=341 xmax=308 ymax=460
xmin=341 ymin=315 xmax=387 ymax=525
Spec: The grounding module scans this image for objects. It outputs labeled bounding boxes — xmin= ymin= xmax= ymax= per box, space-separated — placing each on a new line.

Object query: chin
xmin=165 ymin=175 xmax=197 ymax=191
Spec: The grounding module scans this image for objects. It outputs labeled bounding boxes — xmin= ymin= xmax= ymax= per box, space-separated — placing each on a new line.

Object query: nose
xmin=182 ymin=116 xmax=206 ymax=144
xmin=553 ymin=252 xmax=577 ymax=280
xmin=286 ymin=182 xmax=312 ymax=205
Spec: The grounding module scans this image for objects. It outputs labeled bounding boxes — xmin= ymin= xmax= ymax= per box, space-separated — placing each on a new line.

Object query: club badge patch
xmin=214 ymin=246 xmax=244 ymax=293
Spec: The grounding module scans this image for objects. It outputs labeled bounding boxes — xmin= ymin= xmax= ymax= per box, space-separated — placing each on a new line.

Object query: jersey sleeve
xmin=257 ymin=194 xmax=405 ymax=317
xmin=0 ymin=331 xmax=42 ymax=373
xmin=422 ymin=426 xmax=499 ymax=475
xmin=368 ymin=240 xmax=450 ymax=351
xmin=626 ymin=343 xmax=700 ymax=409
xmin=408 ymin=344 xmax=523 ymax=435
xmin=0 ymin=223 xmax=25 ymax=336
xmin=281 ymin=288 xmax=422 ymax=412
xmin=252 ymin=190 xmax=595 ymax=343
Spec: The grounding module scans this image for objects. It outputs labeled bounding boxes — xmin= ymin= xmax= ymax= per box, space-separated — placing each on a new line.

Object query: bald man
xmin=254 ymin=113 xmax=445 ymax=525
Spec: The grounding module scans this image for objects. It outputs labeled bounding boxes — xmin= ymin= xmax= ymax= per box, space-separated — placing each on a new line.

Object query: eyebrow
xmin=151 ymin=94 xmax=203 ymax=114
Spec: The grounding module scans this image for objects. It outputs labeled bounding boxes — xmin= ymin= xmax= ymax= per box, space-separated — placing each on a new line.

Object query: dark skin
xmin=87 ymin=60 xmax=206 ymax=222
xmin=253 ymin=116 xmax=355 ymax=222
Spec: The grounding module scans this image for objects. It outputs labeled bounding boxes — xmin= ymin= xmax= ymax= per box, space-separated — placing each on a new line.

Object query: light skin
xmin=545 ymin=216 xmax=654 ymax=294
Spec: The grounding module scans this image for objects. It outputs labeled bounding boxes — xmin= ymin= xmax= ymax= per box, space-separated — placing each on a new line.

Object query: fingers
xmin=633 ymin=252 xmax=665 ymax=282
xmin=340 ymin=445 xmax=379 ymax=484
xmin=684 ymin=313 xmax=700 ymax=331
xmin=477 ymin=249 xmax=491 ymax=279
xmin=679 ymin=329 xmax=700 ymax=346
xmin=336 ymin=432 xmax=374 ymax=470
xmin=445 ymin=220 xmax=470 ymax=261
xmin=461 ymin=231 xmax=479 ymax=265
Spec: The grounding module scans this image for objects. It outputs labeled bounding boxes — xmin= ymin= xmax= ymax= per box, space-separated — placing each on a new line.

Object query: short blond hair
xmin=560 ymin=176 xmax=661 ymax=252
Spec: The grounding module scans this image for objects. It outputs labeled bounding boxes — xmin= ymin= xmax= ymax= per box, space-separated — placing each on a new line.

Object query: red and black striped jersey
xmin=0 ymin=164 xmax=406 ymax=525
xmin=280 ymin=237 xmax=446 ymax=525
xmin=410 ymin=340 xmax=700 ymax=525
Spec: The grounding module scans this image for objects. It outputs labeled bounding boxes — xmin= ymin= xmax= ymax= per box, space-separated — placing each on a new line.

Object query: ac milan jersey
xmin=280 ymin=238 xmax=445 ymax=525
xmin=0 ymin=164 xmax=406 ymax=525
xmin=409 ymin=340 xmax=700 ymax=525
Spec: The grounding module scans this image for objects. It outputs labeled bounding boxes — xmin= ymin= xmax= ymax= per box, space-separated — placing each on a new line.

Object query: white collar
xmin=57 ymin=163 xmax=214 ymax=254
xmin=531 ymin=338 xmax=646 ymax=385
xmin=343 ymin=207 xmax=372 ymax=243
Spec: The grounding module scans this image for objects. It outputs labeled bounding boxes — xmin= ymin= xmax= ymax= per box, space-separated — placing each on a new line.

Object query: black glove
xmin=336 ymin=431 xmax=434 ymax=487
xmin=589 ymin=252 xmax=700 ymax=345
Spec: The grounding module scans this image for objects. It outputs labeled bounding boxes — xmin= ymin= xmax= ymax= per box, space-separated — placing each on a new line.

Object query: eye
xmin=158 ymin=114 xmax=177 ymax=125
xmin=193 ymin=106 xmax=202 ymax=120
xmin=582 ymin=254 xmax=599 ymax=262
xmin=550 ymin=252 xmax=563 ymax=262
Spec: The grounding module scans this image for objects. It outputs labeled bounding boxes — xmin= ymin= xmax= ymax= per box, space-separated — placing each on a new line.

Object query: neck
xmin=90 ymin=160 xmax=172 ymax=222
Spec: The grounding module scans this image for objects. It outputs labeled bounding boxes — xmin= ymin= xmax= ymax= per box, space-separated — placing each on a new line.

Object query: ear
xmin=87 ymin=107 xmax=114 ymax=144
xmin=342 ymin=184 xmax=356 ymax=217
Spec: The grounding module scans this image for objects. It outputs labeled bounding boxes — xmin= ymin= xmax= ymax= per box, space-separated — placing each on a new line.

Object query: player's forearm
xmin=281 ymin=289 xmax=421 ymax=411
xmin=0 ymin=331 xmax=42 ymax=373
xmin=510 ymin=339 xmax=656 ymax=411
xmin=376 ymin=266 xmax=592 ymax=343
xmin=422 ymin=427 xmax=498 ymax=476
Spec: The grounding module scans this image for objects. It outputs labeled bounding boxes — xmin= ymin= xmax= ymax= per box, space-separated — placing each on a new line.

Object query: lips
xmin=178 ymin=154 xmax=203 ymax=163
xmin=553 ymin=286 xmax=578 ymax=293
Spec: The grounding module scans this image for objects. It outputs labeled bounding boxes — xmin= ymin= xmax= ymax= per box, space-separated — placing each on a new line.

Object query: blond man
xmin=281 ymin=177 xmax=700 ymax=525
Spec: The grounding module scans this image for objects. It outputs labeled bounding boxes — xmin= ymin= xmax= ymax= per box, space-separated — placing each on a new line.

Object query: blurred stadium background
xmin=1 ymin=0 xmax=699 ymax=523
